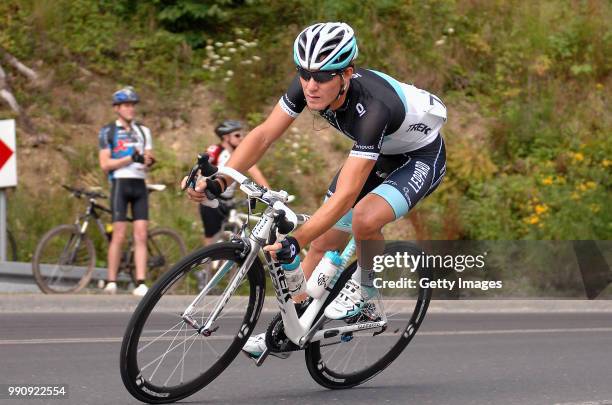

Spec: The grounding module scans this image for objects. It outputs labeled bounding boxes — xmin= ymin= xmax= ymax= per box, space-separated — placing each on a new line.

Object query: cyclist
xmin=196 ymin=119 xmax=270 ymax=289
xmin=98 ymin=86 xmax=155 ymax=296
xmin=184 ymin=22 xmax=447 ymax=357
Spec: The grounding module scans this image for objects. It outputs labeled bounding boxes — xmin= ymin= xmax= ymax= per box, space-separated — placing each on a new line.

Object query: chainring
xmin=264 ymin=312 xmax=301 ymax=353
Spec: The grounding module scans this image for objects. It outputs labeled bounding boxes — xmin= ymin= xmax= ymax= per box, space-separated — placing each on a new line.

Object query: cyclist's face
xmin=226 ymin=131 xmax=243 ymax=148
xmin=114 ymin=102 xmax=136 ymax=121
xmin=299 ymin=68 xmax=352 ymax=110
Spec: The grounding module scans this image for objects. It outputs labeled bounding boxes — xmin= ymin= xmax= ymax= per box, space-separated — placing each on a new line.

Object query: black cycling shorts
xmin=199 ymin=203 xmax=229 ymax=238
xmin=327 ymin=134 xmax=446 ymax=224
xmin=110 ymin=178 xmax=149 ymax=222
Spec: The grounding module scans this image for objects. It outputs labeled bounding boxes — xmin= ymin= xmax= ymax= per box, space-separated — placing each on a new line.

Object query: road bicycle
xmin=120 ymin=155 xmax=432 ymax=403
xmin=31 ymin=184 xmax=187 ymax=294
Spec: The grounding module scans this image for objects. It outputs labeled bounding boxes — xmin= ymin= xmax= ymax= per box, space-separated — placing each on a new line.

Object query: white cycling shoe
xmin=324 ymin=279 xmax=377 ymax=320
xmin=242 ymin=333 xmax=291 ymax=360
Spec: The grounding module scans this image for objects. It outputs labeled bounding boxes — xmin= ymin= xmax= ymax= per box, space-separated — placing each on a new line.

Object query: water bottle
xmin=281 ymin=256 xmax=306 ymax=296
xmin=306 ymin=251 xmax=343 ymax=299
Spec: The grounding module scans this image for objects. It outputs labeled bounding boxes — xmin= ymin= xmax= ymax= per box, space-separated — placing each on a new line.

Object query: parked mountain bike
xmin=32 ymin=184 xmax=187 ymax=294
xmin=120 ymin=155 xmax=432 ymax=403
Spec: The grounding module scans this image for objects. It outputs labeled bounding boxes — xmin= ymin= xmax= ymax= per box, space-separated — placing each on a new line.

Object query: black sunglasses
xmin=296 ymin=67 xmax=341 ymax=83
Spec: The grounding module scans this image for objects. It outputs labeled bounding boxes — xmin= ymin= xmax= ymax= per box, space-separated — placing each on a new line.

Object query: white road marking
xmin=1 ymin=327 xmax=611 ymax=345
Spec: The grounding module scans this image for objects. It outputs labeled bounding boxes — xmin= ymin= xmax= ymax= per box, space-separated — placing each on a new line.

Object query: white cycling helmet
xmin=293 ymin=22 xmax=358 ymax=71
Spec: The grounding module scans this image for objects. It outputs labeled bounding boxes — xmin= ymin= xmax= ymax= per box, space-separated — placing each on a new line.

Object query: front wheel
xmin=31 ymin=225 xmax=96 ymax=294
xmin=305 ymin=241 xmax=432 ymax=389
xmin=120 ymin=241 xmax=265 ymax=404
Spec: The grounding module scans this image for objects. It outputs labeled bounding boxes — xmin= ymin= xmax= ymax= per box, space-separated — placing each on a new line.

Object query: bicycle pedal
xmin=254 ymin=347 xmax=270 ymax=367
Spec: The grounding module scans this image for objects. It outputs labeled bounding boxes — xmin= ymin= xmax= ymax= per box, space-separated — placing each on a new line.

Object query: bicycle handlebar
xmin=184 ymin=154 xmax=298 ymax=234
xmin=62 ymin=185 xmax=107 ymax=200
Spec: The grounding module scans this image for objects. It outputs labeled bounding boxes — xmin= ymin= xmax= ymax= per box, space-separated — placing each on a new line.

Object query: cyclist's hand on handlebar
xmin=264 ymin=236 xmax=300 ymax=264
xmin=181 ymin=176 xmax=209 ymax=203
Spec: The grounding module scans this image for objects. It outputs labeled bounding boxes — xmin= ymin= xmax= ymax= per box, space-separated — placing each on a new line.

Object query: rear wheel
xmin=120 ymin=241 xmax=265 ymax=403
xmin=31 ymin=225 xmax=96 ymax=294
xmin=305 ymin=241 xmax=432 ymax=389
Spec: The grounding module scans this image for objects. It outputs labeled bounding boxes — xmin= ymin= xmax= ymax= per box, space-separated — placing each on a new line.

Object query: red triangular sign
xmin=0 ymin=139 xmax=14 ymax=170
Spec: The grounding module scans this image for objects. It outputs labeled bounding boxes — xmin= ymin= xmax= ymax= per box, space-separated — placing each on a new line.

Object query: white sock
xmin=353 ymin=264 xmax=375 ymax=289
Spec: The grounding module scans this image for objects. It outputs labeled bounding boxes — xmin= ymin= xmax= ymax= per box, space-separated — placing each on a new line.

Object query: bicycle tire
xmin=146 ymin=227 xmax=188 ymax=285
xmin=120 ymin=241 xmax=265 ymax=404
xmin=305 ymin=241 xmax=432 ymax=389
xmin=32 ymin=224 xmax=96 ymax=294
xmin=7 ymin=229 xmax=17 ymax=261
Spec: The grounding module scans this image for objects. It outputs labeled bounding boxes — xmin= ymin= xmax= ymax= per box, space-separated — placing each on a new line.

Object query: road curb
xmin=0 ymin=294 xmax=610 ymax=313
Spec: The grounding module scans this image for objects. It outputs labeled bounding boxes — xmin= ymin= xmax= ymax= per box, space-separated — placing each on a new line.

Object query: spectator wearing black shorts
xmin=98 ymin=87 xmax=155 ymax=297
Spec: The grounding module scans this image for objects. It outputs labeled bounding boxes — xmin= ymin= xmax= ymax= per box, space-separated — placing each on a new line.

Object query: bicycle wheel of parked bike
xmin=146 ymin=228 xmax=187 ymax=287
xmin=305 ymin=241 xmax=432 ymax=389
xmin=120 ymin=241 xmax=265 ymax=404
xmin=32 ymin=224 xmax=96 ymax=294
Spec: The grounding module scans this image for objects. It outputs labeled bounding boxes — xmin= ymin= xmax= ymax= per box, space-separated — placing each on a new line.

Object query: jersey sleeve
xmin=278 ymin=75 xmax=306 ymax=118
xmin=98 ymin=125 xmax=112 ymax=150
xmin=348 ymin=100 xmax=390 ymax=161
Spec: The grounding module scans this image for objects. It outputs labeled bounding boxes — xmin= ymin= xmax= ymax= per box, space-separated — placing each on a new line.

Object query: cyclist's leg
xmin=327 ymin=134 xmax=446 ymax=319
xmin=302 ymin=166 xmax=383 ymax=277
xmin=107 ymin=179 xmax=129 ymax=286
xmin=199 ymin=204 xmax=226 ymax=246
xmin=302 ymin=229 xmax=351 ymax=278
xmin=131 ymin=180 xmax=149 ymax=284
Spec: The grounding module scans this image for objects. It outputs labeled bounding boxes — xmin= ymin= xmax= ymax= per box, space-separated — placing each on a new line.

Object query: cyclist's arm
xmin=291 ymin=100 xmax=389 ymax=248
xmin=99 ymin=149 xmax=132 ymax=173
xmin=247 ymin=165 xmax=270 ymax=188
xmin=292 ymin=155 xmax=376 ymax=247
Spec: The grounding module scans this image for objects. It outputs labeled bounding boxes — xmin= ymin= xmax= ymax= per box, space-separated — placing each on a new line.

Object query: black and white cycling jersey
xmin=279 ymin=67 xmax=447 ymax=159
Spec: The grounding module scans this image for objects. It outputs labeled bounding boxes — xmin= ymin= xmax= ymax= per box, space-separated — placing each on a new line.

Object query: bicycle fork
xmin=181 ymin=238 xmax=260 ymax=336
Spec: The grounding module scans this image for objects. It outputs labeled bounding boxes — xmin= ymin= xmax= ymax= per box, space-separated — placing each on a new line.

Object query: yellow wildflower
xmin=572 ymin=152 xmax=584 ymax=162
xmin=602 ymin=159 xmax=611 ymax=168
xmin=525 ymin=215 xmax=540 ymax=225
xmin=542 ymin=176 xmax=554 ymax=185
xmin=578 ymin=183 xmax=588 ymax=192
xmin=585 ymin=181 xmax=597 ymax=189
xmin=535 ymin=204 xmax=549 ymax=215
xmin=571 ymin=192 xmax=580 ymax=200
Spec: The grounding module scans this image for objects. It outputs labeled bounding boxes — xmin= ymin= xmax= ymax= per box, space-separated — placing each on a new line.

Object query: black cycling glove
xmin=204 ymin=177 xmax=224 ymax=197
xmin=275 ymin=236 xmax=300 ymax=264
xmin=131 ymin=151 xmax=145 ymax=164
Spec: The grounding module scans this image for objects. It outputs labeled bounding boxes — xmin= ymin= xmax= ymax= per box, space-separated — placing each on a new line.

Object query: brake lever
xmin=183 ymin=163 xmax=200 ymax=191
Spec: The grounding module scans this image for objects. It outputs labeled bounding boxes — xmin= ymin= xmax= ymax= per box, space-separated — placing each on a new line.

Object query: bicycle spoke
xmin=138 ymin=319 xmax=185 ymax=352
xmin=144 ymin=323 xmax=188 ymax=378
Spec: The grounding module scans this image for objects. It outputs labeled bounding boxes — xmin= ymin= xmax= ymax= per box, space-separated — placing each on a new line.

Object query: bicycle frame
xmin=76 ymin=198 xmax=112 ymax=240
xmin=181 ymin=166 xmax=387 ymax=358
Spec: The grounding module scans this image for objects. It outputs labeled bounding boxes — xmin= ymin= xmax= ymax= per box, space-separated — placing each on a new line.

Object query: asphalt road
xmin=1 ymin=311 xmax=611 ymax=405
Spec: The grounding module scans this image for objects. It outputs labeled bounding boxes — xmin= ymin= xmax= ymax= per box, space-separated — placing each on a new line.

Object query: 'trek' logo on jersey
xmin=407 ymin=123 xmax=432 ymax=135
